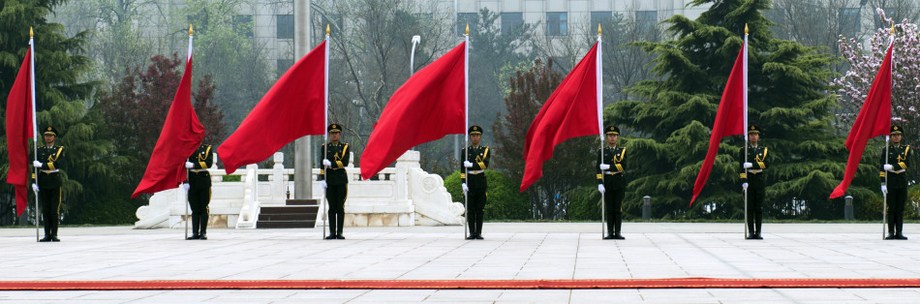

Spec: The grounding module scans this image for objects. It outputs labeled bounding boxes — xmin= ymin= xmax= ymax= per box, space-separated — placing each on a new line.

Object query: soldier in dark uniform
xmin=320 ymin=123 xmax=350 ymax=240
xmin=184 ymin=144 xmax=213 ymax=240
xmin=597 ymin=126 xmax=626 ymax=240
xmin=740 ymin=125 xmax=768 ymax=240
xmin=32 ymin=126 xmax=64 ymax=242
xmin=461 ymin=125 xmax=490 ymax=240
xmin=881 ymin=125 xmax=909 ymax=240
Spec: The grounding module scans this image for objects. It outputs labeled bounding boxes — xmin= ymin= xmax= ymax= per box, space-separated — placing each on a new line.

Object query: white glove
xmin=884 ymin=164 xmax=894 ymax=172
xmin=742 ymin=183 xmax=749 ymax=191
xmin=597 ymin=184 xmax=605 ymax=194
xmin=463 ymin=161 xmax=473 ymax=168
xmin=31 ymin=183 xmax=39 ymax=192
xmin=599 ymin=164 xmax=611 ymax=171
xmin=881 ymin=185 xmax=888 ymax=195
xmin=322 ymin=159 xmax=332 ymax=167
xmin=320 ymin=180 xmax=327 ymax=190
xmin=743 ymin=162 xmax=753 ymax=169
xmin=461 ymin=183 xmax=469 ymax=193
xmin=33 ymin=160 xmax=42 ymax=168
xmin=185 ymin=161 xmax=194 ymax=169
xmin=181 ymin=183 xmax=190 ymax=191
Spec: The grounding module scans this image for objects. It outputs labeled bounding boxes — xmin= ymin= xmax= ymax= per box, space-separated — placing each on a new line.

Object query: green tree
xmin=610 ymin=0 xmax=850 ymax=220
xmin=0 ymin=0 xmax=109 ymax=225
xmin=492 ymin=59 xmax=596 ymax=220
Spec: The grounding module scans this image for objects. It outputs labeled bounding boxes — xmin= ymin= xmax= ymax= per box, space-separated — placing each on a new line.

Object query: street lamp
xmin=410 ymin=35 xmax=421 ymax=75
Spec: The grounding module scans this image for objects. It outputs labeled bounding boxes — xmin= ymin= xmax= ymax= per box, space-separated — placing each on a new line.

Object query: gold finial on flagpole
xmin=189 ymin=24 xmax=193 ymax=36
xmin=30 ymin=27 xmax=33 ymax=38
xmin=598 ymin=23 xmax=602 ymax=36
xmin=890 ymin=22 xmax=895 ymax=35
xmin=744 ymin=23 xmax=749 ymax=35
xmin=326 ymin=24 xmax=330 ymax=35
xmin=465 ymin=23 xmax=469 ymax=36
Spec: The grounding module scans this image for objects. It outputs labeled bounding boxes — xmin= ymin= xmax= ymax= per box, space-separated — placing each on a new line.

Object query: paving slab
xmin=0 ymin=223 xmax=918 ymax=303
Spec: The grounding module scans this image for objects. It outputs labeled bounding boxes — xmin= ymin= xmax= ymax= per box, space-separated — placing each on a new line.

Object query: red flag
xmin=359 ymin=41 xmax=467 ymax=179
xmin=690 ymin=42 xmax=746 ymax=205
xmin=520 ymin=43 xmax=601 ymax=191
xmin=131 ymin=43 xmax=204 ymax=198
xmin=829 ymin=43 xmax=893 ymax=199
xmin=5 ymin=47 xmax=34 ymax=216
xmin=218 ymin=41 xmax=327 ymax=174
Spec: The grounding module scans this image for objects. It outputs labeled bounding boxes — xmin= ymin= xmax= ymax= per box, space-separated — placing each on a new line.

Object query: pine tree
xmin=610 ymin=0 xmax=856 ymax=220
xmin=0 ymin=0 xmax=108 ymax=224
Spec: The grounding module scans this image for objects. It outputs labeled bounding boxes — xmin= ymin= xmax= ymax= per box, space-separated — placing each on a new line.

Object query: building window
xmin=839 ymin=8 xmax=860 ymax=37
xmin=546 ymin=12 xmax=567 ymax=36
xmin=457 ymin=13 xmax=478 ymax=36
xmin=635 ymin=11 xmax=658 ymax=32
xmin=234 ymin=15 xmax=253 ymax=38
xmin=590 ymin=11 xmax=613 ymax=29
xmin=501 ymin=12 xmax=524 ymax=35
xmin=276 ymin=14 xmax=294 ymax=39
xmin=277 ymin=59 xmax=294 ymax=77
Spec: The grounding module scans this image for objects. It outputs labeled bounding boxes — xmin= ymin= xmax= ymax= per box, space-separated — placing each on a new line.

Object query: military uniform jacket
xmin=35 ymin=145 xmax=64 ymax=189
xmin=319 ymin=142 xmax=350 ymax=186
xmin=188 ymin=144 xmax=213 ymax=187
xmin=880 ymin=144 xmax=910 ymax=189
xmin=596 ymin=146 xmax=626 ymax=190
xmin=461 ymin=145 xmax=490 ymax=190
xmin=739 ymin=145 xmax=768 ymax=189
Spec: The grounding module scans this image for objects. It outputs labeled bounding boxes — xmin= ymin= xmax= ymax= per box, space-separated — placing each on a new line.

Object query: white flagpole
xmin=323 ymin=25 xmax=331 ymax=239
xmin=463 ymin=24 xmax=470 ymax=240
xmin=184 ymin=25 xmax=193 ymax=240
xmin=596 ymin=25 xmax=606 ymax=239
xmin=883 ymin=24 xmax=894 ymax=240
xmin=743 ymin=24 xmax=750 ymax=239
xmin=29 ymin=28 xmax=40 ymax=242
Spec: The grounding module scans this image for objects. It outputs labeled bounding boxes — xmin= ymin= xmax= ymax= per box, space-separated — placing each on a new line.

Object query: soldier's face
xmin=470 ymin=134 xmax=481 ymax=146
xmin=43 ymin=134 xmax=55 ymax=145
xmin=892 ymin=134 xmax=902 ymax=144
xmin=329 ymin=132 xmax=341 ymax=142
xmin=749 ymin=133 xmax=759 ymax=144
xmin=606 ymin=134 xmax=618 ymax=146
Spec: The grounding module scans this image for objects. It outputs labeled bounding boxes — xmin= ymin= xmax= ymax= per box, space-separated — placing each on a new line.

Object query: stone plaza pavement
xmin=1 ymin=222 xmax=919 ymax=303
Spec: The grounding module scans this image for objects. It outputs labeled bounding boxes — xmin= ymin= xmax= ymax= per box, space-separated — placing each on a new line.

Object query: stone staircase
xmin=257 ymin=199 xmax=318 ymax=228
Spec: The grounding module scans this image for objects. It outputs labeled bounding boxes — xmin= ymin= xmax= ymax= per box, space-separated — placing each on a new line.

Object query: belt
xmin=603 ymin=171 xmax=622 ymax=176
xmin=890 ymin=169 xmax=906 ymax=174
xmin=40 ymin=169 xmax=59 ymax=174
xmin=748 ymin=169 xmax=762 ymax=174
xmin=467 ymin=170 xmax=484 ymax=175
xmin=190 ymin=169 xmax=209 ymax=173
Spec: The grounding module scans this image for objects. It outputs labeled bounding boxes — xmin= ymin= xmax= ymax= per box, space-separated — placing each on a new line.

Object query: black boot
xmin=612 ymin=216 xmax=625 ymax=239
xmin=896 ymin=220 xmax=908 ymax=240
xmin=885 ymin=222 xmax=897 ymax=240
xmin=335 ymin=213 xmax=345 ymax=239
xmin=475 ymin=219 xmax=484 ymax=239
xmin=325 ymin=211 xmax=337 ymax=240
xmin=198 ymin=213 xmax=208 ymax=240
xmin=190 ymin=214 xmax=200 ymax=240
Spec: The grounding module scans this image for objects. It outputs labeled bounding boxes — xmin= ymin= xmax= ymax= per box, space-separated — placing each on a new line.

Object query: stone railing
xmin=135 ymin=151 xmax=465 ymax=229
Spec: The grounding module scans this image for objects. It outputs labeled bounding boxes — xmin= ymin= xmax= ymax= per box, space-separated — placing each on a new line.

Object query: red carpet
xmin=2 ymin=278 xmax=920 ymax=290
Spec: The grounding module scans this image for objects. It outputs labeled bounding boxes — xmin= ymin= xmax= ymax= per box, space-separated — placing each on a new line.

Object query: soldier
xmin=320 ymin=123 xmax=350 ymax=240
xmin=32 ymin=126 xmax=64 ymax=242
xmin=461 ymin=125 xmax=490 ymax=240
xmin=740 ymin=124 xmax=767 ymax=240
xmin=184 ymin=144 xmax=213 ymax=240
xmin=881 ymin=125 xmax=909 ymax=240
xmin=597 ymin=126 xmax=626 ymax=240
